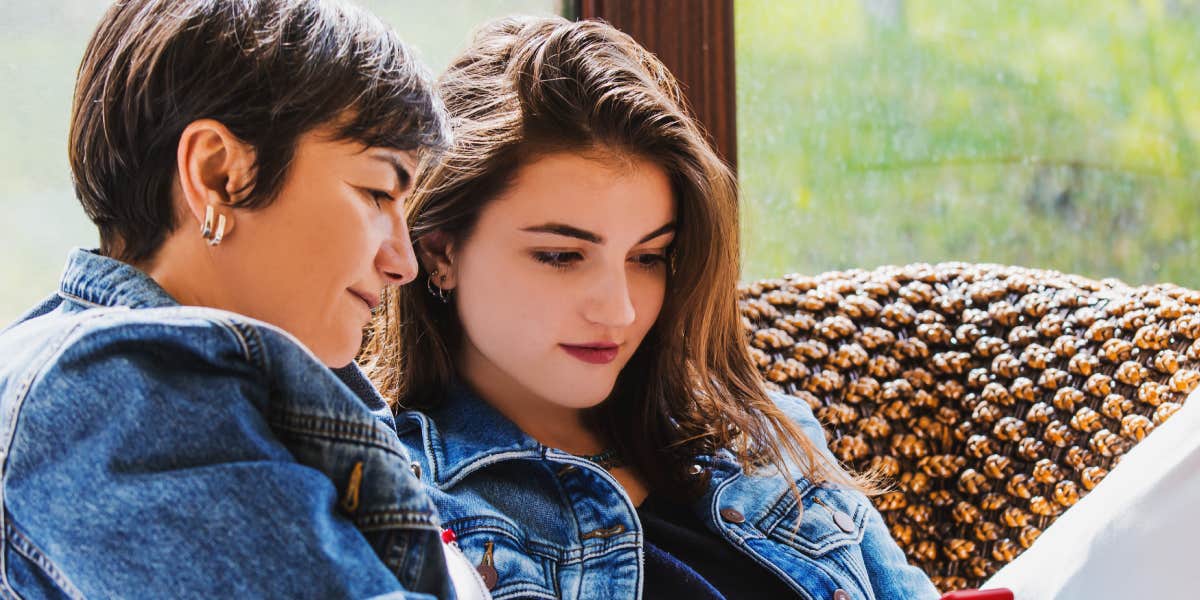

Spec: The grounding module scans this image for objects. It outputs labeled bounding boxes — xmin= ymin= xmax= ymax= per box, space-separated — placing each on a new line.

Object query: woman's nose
xmin=585 ymin=267 xmax=637 ymax=328
xmin=376 ymin=219 xmax=419 ymax=286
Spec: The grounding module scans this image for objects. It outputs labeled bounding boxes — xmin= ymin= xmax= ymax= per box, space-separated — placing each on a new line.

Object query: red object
xmin=941 ymin=589 xmax=1013 ymax=600
xmin=440 ymin=528 xmax=457 ymax=544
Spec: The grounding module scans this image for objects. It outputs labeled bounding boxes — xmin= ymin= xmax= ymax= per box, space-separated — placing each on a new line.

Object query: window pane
xmin=736 ymin=0 xmax=1200 ymax=285
xmin=0 ymin=0 xmax=557 ymax=323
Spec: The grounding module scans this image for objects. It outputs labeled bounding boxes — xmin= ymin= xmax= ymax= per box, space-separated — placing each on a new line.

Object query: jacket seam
xmin=268 ymin=410 xmax=408 ymax=456
xmin=207 ymin=317 xmax=264 ymax=368
xmin=554 ymin=539 xmax=641 ymax=566
xmin=53 ymin=291 xmax=102 ymax=309
xmin=490 ymin=584 xmax=558 ymax=600
xmin=545 ymin=461 xmax=586 ymax=554
xmin=439 ymin=521 xmax=562 ymax=560
xmin=352 ymin=510 xmax=442 ymax=532
xmin=5 ymin=523 xmax=85 ymax=600
xmin=490 ymin=583 xmax=558 ymax=600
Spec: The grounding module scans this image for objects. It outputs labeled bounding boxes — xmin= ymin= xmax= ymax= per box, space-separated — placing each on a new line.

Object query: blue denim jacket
xmin=396 ymin=384 xmax=939 ymax=600
xmin=0 ymin=249 xmax=451 ymax=599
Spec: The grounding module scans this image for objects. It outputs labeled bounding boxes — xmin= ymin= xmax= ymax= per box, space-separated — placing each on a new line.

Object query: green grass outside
xmin=736 ymin=0 xmax=1200 ymax=285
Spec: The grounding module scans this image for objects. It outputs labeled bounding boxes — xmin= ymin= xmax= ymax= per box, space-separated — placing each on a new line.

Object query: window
xmin=736 ymin=1 xmax=1200 ymax=285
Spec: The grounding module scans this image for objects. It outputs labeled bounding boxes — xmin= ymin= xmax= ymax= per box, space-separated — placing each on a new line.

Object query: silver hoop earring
xmin=427 ymin=269 xmax=450 ymax=303
xmin=201 ymin=205 xmax=227 ymax=246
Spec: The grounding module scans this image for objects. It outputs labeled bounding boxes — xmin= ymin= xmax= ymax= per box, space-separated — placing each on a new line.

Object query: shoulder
xmin=0 ymin=305 xmax=321 ymax=430
xmin=764 ymin=390 xmax=830 ymax=451
xmin=16 ymin=304 xmax=324 ymax=383
xmin=766 ymin=389 xmax=819 ymax=425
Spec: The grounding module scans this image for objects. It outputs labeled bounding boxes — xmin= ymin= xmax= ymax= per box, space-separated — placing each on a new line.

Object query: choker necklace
xmin=577 ymin=449 xmax=626 ymax=471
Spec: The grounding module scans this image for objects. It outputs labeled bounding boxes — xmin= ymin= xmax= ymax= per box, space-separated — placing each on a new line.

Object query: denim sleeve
xmin=769 ymin=392 xmax=941 ymax=600
xmin=855 ymin=494 xmax=942 ymax=600
xmin=1 ymin=319 xmax=435 ymax=599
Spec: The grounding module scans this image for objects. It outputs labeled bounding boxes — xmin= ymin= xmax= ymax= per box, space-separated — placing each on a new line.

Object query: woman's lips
xmin=560 ymin=343 xmax=620 ymax=365
xmin=348 ymin=289 xmax=380 ymax=311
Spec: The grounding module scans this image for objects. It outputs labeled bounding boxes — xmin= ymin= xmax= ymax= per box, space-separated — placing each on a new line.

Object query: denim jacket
xmin=0 ymin=249 xmax=452 ymax=599
xmin=396 ymin=383 xmax=940 ymax=600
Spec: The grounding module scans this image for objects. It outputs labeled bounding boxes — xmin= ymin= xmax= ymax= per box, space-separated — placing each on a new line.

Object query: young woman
xmin=0 ymin=0 xmax=459 ymax=597
xmin=367 ymin=16 xmax=940 ymax=600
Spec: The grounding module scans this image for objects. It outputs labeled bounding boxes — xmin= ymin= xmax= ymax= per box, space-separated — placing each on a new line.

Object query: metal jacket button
xmin=719 ymin=508 xmax=746 ymax=524
xmin=833 ymin=510 xmax=855 ymax=533
xmin=477 ymin=541 xmax=498 ymax=590
xmin=833 ymin=589 xmax=851 ymax=600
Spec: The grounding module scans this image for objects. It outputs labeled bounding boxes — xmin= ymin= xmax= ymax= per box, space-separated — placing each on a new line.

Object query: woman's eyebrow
xmin=520 ymin=221 xmax=677 ymax=244
xmin=520 ymin=223 xmax=603 ymax=244
xmin=638 ymin=222 xmax=676 ymax=244
xmin=366 ymin=150 xmax=414 ymax=190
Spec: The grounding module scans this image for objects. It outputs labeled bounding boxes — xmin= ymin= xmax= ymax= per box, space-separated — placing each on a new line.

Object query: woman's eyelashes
xmin=531 ymin=249 xmax=583 ymax=269
xmin=529 ymin=249 xmax=670 ymax=271
xmin=357 ymin=186 xmax=397 ymax=209
xmin=631 ymin=252 xmax=669 ymax=270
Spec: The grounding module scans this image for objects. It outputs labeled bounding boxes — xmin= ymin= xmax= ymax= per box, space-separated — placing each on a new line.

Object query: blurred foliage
xmin=737 ymin=0 xmax=1200 ymax=285
xmin=0 ymin=0 xmax=556 ymax=324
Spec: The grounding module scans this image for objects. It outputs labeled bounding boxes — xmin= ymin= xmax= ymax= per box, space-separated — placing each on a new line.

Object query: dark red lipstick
xmin=560 ymin=342 xmax=620 ymax=365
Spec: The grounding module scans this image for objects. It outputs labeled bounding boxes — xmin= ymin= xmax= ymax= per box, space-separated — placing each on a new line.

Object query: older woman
xmin=0 ymin=0 xmax=456 ymax=597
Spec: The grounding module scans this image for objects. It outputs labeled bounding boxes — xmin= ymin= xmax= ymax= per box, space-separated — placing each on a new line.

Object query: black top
xmin=637 ymin=495 xmax=800 ymax=600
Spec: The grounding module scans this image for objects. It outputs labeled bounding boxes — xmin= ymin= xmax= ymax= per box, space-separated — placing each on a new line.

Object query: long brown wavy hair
xmin=364 ymin=16 xmax=860 ymax=499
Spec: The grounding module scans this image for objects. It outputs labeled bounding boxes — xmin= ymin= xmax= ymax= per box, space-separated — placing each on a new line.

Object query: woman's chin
xmin=547 ymin=381 xmax=617 ymax=410
xmin=311 ymin=332 xmax=364 ymax=368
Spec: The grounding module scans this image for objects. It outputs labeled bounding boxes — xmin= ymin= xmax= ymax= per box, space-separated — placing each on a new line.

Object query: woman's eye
xmin=361 ymin=188 xmax=395 ymax=208
xmin=531 ymin=250 xmax=583 ymax=269
xmin=370 ymin=190 xmax=395 ymax=207
xmin=631 ymin=253 xmax=669 ymax=270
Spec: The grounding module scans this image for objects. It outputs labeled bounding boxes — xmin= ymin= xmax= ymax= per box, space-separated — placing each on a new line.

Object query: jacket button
xmin=719 ymin=508 xmax=746 ymax=524
xmin=410 ymin=462 xmax=422 ymax=480
xmin=833 ymin=589 xmax=851 ymax=600
xmin=477 ymin=564 xmax=498 ymax=590
xmin=832 ymin=510 xmax=855 ymax=533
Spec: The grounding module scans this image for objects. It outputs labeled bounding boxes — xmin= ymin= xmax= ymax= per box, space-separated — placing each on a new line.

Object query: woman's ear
xmin=175 ymin=119 xmax=256 ymax=238
xmin=418 ymin=230 xmax=458 ymax=290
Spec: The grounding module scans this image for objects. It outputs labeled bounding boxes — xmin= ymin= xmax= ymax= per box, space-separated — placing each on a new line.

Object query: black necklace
xmin=577 ymin=449 xmax=626 ymax=470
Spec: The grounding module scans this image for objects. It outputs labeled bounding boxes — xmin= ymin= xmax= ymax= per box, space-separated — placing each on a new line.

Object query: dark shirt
xmin=638 ymin=495 xmax=800 ymax=600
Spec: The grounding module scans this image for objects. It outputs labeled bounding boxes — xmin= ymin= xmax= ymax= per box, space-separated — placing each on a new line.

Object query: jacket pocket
xmin=760 ymin=485 xmax=869 ymax=557
xmin=446 ymin=515 xmax=559 ymax=600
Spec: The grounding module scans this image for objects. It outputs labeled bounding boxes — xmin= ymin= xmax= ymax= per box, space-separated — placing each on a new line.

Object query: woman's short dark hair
xmin=69 ymin=0 xmax=450 ymax=262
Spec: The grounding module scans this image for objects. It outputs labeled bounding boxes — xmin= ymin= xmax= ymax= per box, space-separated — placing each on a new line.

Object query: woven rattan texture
xmin=738 ymin=263 xmax=1200 ymax=591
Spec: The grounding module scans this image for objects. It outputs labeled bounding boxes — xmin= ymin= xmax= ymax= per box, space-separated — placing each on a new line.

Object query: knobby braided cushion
xmin=738 ymin=263 xmax=1200 ymax=591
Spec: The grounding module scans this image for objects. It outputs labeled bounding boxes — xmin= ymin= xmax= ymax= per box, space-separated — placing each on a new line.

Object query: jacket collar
xmin=58 ymin=248 xmax=178 ymax=310
xmin=401 ymin=382 xmax=553 ymax=488
xmin=399 ymin=381 xmax=817 ymax=519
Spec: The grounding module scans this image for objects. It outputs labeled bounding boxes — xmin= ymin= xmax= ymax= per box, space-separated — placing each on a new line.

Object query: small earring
xmin=210 ymin=213 xmax=227 ymax=246
xmin=200 ymin=205 xmax=227 ymax=246
xmin=201 ymin=205 xmax=214 ymax=239
xmin=427 ymin=269 xmax=450 ymax=303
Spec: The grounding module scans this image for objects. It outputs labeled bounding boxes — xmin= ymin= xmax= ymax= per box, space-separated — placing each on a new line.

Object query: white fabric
xmin=982 ymin=390 xmax=1200 ymax=599
xmin=442 ymin=539 xmax=493 ymax=600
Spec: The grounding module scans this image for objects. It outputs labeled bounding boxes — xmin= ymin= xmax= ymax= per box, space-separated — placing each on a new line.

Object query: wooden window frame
xmin=567 ymin=0 xmax=737 ymax=173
